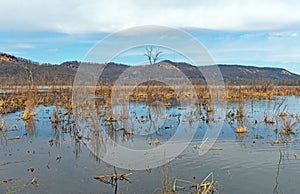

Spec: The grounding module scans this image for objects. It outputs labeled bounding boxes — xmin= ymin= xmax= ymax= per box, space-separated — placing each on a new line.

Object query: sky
xmin=1 ymin=0 xmax=300 ymax=73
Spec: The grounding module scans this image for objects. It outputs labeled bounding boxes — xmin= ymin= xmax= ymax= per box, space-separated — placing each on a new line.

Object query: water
xmin=1 ymin=96 xmax=300 ymax=193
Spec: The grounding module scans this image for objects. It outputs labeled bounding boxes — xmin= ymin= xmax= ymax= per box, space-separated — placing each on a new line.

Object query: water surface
xmin=1 ymin=96 xmax=300 ymax=193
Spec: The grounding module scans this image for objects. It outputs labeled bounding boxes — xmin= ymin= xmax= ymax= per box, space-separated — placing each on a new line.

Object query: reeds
xmin=22 ymin=99 xmax=35 ymax=120
xmin=0 ymin=114 xmax=7 ymax=131
xmin=282 ymin=118 xmax=297 ymax=135
xmin=172 ymin=172 xmax=216 ymax=193
xmin=236 ymin=126 xmax=248 ymax=133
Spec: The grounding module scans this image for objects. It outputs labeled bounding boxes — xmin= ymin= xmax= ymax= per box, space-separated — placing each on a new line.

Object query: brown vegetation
xmin=1 ymin=84 xmax=300 ymax=115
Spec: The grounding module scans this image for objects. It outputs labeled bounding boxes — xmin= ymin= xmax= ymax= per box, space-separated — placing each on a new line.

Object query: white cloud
xmin=1 ymin=0 xmax=300 ymax=34
xmin=47 ymin=48 xmax=59 ymax=52
xmin=268 ymin=31 xmax=299 ymax=38
xmin=3 ymin=51 xmax=27 ymax=55
xmin=291 ymin=32 xmax=298 ymax=37
xmin=14 ymin=43 xmax=36 ymax=48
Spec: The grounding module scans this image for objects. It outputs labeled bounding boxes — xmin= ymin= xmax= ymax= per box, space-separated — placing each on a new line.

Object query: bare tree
xmin=144 ymin=46 xmax=162 ymax=65
xmin=143 ymin=46 xmax=163 ymax=100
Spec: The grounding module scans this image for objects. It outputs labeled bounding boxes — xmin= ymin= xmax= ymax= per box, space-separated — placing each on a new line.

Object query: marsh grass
xmin=281 ymin=117 xmax=297 ymax=135
xmin=1 ymin=84 xmax=300 ymax=114
xmin=236 ymin=126 xmax=248 ymax=133
xmin=22 ymin=98 xmax=36 ymax=120
xmin=0 ymin=114 xmax=7 ymax=131
xmin=172 ymin=172 xmax=216 ymax=194
xmin=1 ymin=83 xmax=300 ymax=193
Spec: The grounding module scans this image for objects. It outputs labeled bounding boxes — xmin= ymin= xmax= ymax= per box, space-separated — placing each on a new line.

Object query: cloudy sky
xmin=1 ymin=0 xmax=300 ymax=73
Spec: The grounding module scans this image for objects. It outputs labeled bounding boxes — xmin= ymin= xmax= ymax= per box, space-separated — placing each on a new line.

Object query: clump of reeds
xmin=172 ymin=172 xmax=216 ymax=193
xmin=282 ymin=119 xmax=296 ymax=135
xmin=206 ymin=106 xmax=214 ymax=113
xmin=264 ymin=116 xmax=275 ymax=124
xmin=236 ymin=126 xmax=248 ymax=133
xmin=0 ymin=114 xmax=7 ymax=131
xmin=51 ymin=108 xmax=60 ymax=123
xmin=22 ymin=99 xmax=35 ymax=120
xmin=0 ymin=99 xmax=5 ymax=108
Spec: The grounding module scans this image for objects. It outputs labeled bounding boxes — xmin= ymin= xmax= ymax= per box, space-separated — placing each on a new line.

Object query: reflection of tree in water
xmin=24 ymin=119 xmax=36 ymax=137
xmin=0 ymin=131 xmax=7 ymax=145
xmin=74 ymin=138 xmax=81 ymax=159
xmin=146 ymin=100 xmax=166 ymax=138
xmin=273 ymin=148 xmax=283 ymax=194
xmin=51 ymin=123 xmax=60 ymax=147
xmin=273 ymin=129 xmax=296 ymax=194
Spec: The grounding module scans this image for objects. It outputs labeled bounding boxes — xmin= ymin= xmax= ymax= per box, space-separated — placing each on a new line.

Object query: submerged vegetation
xmin=172 ymin=172 xmax=216 ymax=194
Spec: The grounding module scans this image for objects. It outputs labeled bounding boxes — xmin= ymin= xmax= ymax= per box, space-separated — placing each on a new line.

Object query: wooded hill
xmin=1 ymin=53 xmax=299 ymax=86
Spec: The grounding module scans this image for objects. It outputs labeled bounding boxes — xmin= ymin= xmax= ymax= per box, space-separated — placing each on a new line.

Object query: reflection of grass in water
xmin=5 ymin=177 xmax=38 ymax=194
xmin=0 ymin=114 xmax=7 ymax=131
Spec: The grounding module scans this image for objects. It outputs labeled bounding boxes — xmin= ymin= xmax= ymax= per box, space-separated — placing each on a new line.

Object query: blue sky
xmin=1 ymin=0 xmax=300 ymax=74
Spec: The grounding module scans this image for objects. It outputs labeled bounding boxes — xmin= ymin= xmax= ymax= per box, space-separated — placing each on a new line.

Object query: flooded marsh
xmin=0 ymin=86 xmax=300 ymax=193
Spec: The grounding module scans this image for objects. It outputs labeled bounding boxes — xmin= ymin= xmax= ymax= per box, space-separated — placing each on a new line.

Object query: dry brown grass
xmin=1 ymin=84 xmax=300 ymax=116
xmin=235 ymin=126 xmax=248 ymax=133
xmin=22 ymin=99 xmax=36 ymax=120
xmin=282 ymin=118 xmax=297 ymax=135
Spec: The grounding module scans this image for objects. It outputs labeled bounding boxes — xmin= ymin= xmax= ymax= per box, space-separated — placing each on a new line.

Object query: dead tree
xmin=144 ymin=46 xmax=162 ymax=65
